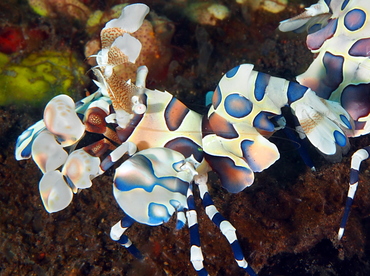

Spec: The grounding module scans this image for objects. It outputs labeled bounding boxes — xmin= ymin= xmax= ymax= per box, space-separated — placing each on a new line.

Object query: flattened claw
xmin=291 ymin=89 xmax=354 ymax=160
xmin=31 ymin=131 xmax=68 ymax=173
xmin=15 ymin=120 xmax=45 ymax=161
xmin=278 ymin=0 xmax=330 ymax=33
xmin=62 ymin=149 xmax=102 ymax=193
xmin=113 ymin=148 xmax=191 ymax=226
xmin=44 ymin=95 xmax=85 ymax=147
xmin=203 ymin=121 xmax=280 ymax=192
xmin=39 ymin=171 xmax=73 ymax=213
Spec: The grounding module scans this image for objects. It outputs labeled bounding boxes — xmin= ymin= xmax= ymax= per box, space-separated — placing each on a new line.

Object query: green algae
xmin=0 ymin=51 xmax=88 ymax=107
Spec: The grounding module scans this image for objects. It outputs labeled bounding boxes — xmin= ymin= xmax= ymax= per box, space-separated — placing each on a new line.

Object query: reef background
xmin=1 ymin=0 xmax=370 ymax=275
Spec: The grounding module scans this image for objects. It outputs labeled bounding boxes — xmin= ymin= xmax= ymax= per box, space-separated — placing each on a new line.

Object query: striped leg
xmin=176 ymin=209 xmax=186 ymax=230
xmin=110 ymin=216 xmax=143 ymax=259
xmin=186 ymin=185 xmax=209 ymax=276
xmin=100 ymin=141 xmax=137 ymax=171
xmin=195 ymin=174 xmax=257 ymax=276
xmin=338 ymin=146 xmax=370 ymax=240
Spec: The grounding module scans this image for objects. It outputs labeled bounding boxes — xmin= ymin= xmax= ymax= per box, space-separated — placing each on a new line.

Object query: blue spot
xmin=170 ymin=199 xmax=182 ymax=210
xmin=20 ymin=144 xmax=32 ymax=159
xmin=287 ymin=82 xmax=308 ymax=103
xmin=340 ymin=114 xmax=352 ymax=130
xmin=15 ymin=128 xmax=35 ymax=158
xmin=333 ymin=130 xmax=347 ymax=147
xmin=253 ymin=112 xmax=275 ymax=132
xmin=224 ymin=93 xmax=253 ymax=118
xmin=240 ymin=139 xmax=254 ymax=160
xmin=226 ymin=65 xmax=240 ymax=78
xmin=254 ymin=72 xmax=270 ymax=101
xmin=344 ymin=9 xmax=366 ymax=31
xmin=341 ymin=0 xmax=349 ymax=10
xmin=148 ymin=202 xmax=171 ymax=224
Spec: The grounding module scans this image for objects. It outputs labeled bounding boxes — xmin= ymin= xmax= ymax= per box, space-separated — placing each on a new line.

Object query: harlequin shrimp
xmin=279 ymin=0 xmax=370 ymax=240
xmin=13 ymin=2 xmax=354 ymax=275
xmin=15 ymin=4 xmax=256 ymax=276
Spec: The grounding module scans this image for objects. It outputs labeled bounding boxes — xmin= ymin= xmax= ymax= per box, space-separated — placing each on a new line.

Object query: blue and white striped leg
xmin=338 ymin=146 xmax=370 ymax=240
xmin=110 ymin=216 xmax=143 ymax=259
xmin=176 ymin=209 xmax=186 ymax=230
xmin=100 ymin=141 xmax=137 ymax=171
xmin=186 ymin=184 xmax=209 ymax=276
xmin=195 ymin=174 xmax=257 ymax=276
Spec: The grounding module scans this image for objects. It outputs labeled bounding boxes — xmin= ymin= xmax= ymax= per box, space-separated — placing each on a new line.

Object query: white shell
xmin=31 ymin=131 xmax=68 ymax=173
xmin=39 ymin=170 xmax=73 ymax=213
xmin=44 ymin=95 xmax=85 ymax=147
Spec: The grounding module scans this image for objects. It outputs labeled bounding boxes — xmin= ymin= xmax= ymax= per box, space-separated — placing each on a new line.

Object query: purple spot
xmin=344 ymin=9 xmax=366 ymax=31
xmin=164 ymin=97 xmax=189 ymax=131
xmin=165 ymin=137 xmax=203 ymax=162
xmin=241 ymin=139 xmax=262 ymax=172
xmin=307 ymin=19 xmax=337 ymax=51
xmin=341 ymin=83 xmax=370 ymax=123
xmin=315 ymin=52 xmax=344 ymax=99
xmin=208 ymin=112 xmax=238 ymax=139
xmin=204 ymin=154 xmax=253 ymax=193
xmin=349 ymin=38 xmax=370 ymax=57
xmin=253 ymin=112 xmax=275 ymax=132
xmin=212 ymin=86 xmax=222 ymax=109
